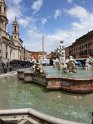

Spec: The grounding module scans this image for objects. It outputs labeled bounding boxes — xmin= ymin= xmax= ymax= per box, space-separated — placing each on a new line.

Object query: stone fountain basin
xmin=17 ymin=66 xmax=93 ymax=93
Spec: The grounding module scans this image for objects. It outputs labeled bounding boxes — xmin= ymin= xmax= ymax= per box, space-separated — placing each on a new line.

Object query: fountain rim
xmin=0 ymin=108 xmax=84 ymax=124
xmin=18 ymin=69 xmax=93 ymax=81
xmin=46 ymin=75 xmax=93 ymax=81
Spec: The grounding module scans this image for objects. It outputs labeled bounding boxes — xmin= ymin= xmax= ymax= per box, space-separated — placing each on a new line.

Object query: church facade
xmin=0 ymin=0 xmax=46 ymax=63
xmin=0 ymin=0 xmax=24 ymax=63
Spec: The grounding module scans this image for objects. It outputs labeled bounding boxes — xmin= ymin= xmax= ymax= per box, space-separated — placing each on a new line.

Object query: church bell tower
xmin=12 ymin=17 xmax=19 ymax=40
xmin=0 ymin=0 xmax=8 ymax=32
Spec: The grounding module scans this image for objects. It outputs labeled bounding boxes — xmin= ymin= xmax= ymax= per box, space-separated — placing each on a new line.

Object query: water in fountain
xmin=0 ymin=75 xmax=93 ymax=124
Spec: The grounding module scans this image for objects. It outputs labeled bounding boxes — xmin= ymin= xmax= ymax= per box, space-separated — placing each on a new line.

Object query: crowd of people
xmin=0 ymin=60 xmax=34 ymax=73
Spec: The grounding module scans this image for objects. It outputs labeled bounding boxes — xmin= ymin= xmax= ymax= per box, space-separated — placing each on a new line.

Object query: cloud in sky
xmin=5 ymin=0 xmax=93 ymax=53
xmin=54 ymin=9 xmax=62 ymax=19
xmin=18 ymin=17 xmax=35 ymax=27
xmin=5 ymin=0 xmax=22 ymax=6
xmin=6 ymin=0 xmax=34 ymax=27
xmin=67 ymin=0 xmax=73 ymax=3
xmin=67 ymin=5 xmax=93 ymax=32
xmin=24 ymin=5 xmax=93 ymax=52
xmin=12 ymin=0 xmax=22 ymax=5
xmin=23 ymin=26 xmax=43 ymax=51
xmin=67 ymin=5 xmax=89 ymax=19
xmin=31 ymin=0 xmax=43 ymax=14
xmin=6 ymin=0 xmax=23 ymax=22
xmin=7 ymin=6 xmax=22 ymax=22
xmin=41 ymin=18 xmax=47 ymax=26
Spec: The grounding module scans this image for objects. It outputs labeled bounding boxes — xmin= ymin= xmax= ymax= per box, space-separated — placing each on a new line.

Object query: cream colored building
xmin=0 ymin=0 xmax=23 ymax=63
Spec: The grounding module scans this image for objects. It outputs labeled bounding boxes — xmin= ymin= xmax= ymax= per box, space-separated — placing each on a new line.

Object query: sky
xmin=5 ymin=0 xmax=93 ymax=53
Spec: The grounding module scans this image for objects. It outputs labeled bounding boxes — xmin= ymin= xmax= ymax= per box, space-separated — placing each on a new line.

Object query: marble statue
xmin=33 ymin=63 xmax=45 ymax=75
xmin=53 ymin=58 xmax=60 ymax=69
xmin=55 ymin=41 xmax=78 ymax=73
xmin=56 ymin=41 xmax=66 ymax=70
xmin=85 ymin=56 xmax=93 ymax=70
xmin=66 ymin=56 xmax=77 ymax=73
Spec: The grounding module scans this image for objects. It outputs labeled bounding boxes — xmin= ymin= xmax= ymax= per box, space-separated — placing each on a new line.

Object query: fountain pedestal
xmin=24 ymin=71 xmax=32 ymax=82
xmin=17 ymin=68 xmax=93 ymax=93
xmin=17 ymin=70 xmax=24 ymax=80
xmin=46 ymin=76 xmax=93 ymax=93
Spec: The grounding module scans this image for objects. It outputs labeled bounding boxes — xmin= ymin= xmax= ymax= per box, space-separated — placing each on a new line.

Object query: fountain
xmin=17 ymin=41 xmax=93 ymax=93
xmin=0 ymin=44 xmax=93 ymax=123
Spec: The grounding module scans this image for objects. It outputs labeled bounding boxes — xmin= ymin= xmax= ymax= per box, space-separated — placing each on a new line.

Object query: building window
xmin=6 ymin=52 xmax=7 ymax=58
xmin=84 ymin=50 xmax=87 ymax=55
xmin=85 ymin=44 xmax=87 ymax=48
xmin=4 ymin=7 xmax=5 ymax=15
xmin=14 ymin=26 xmax=16 ymax=32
